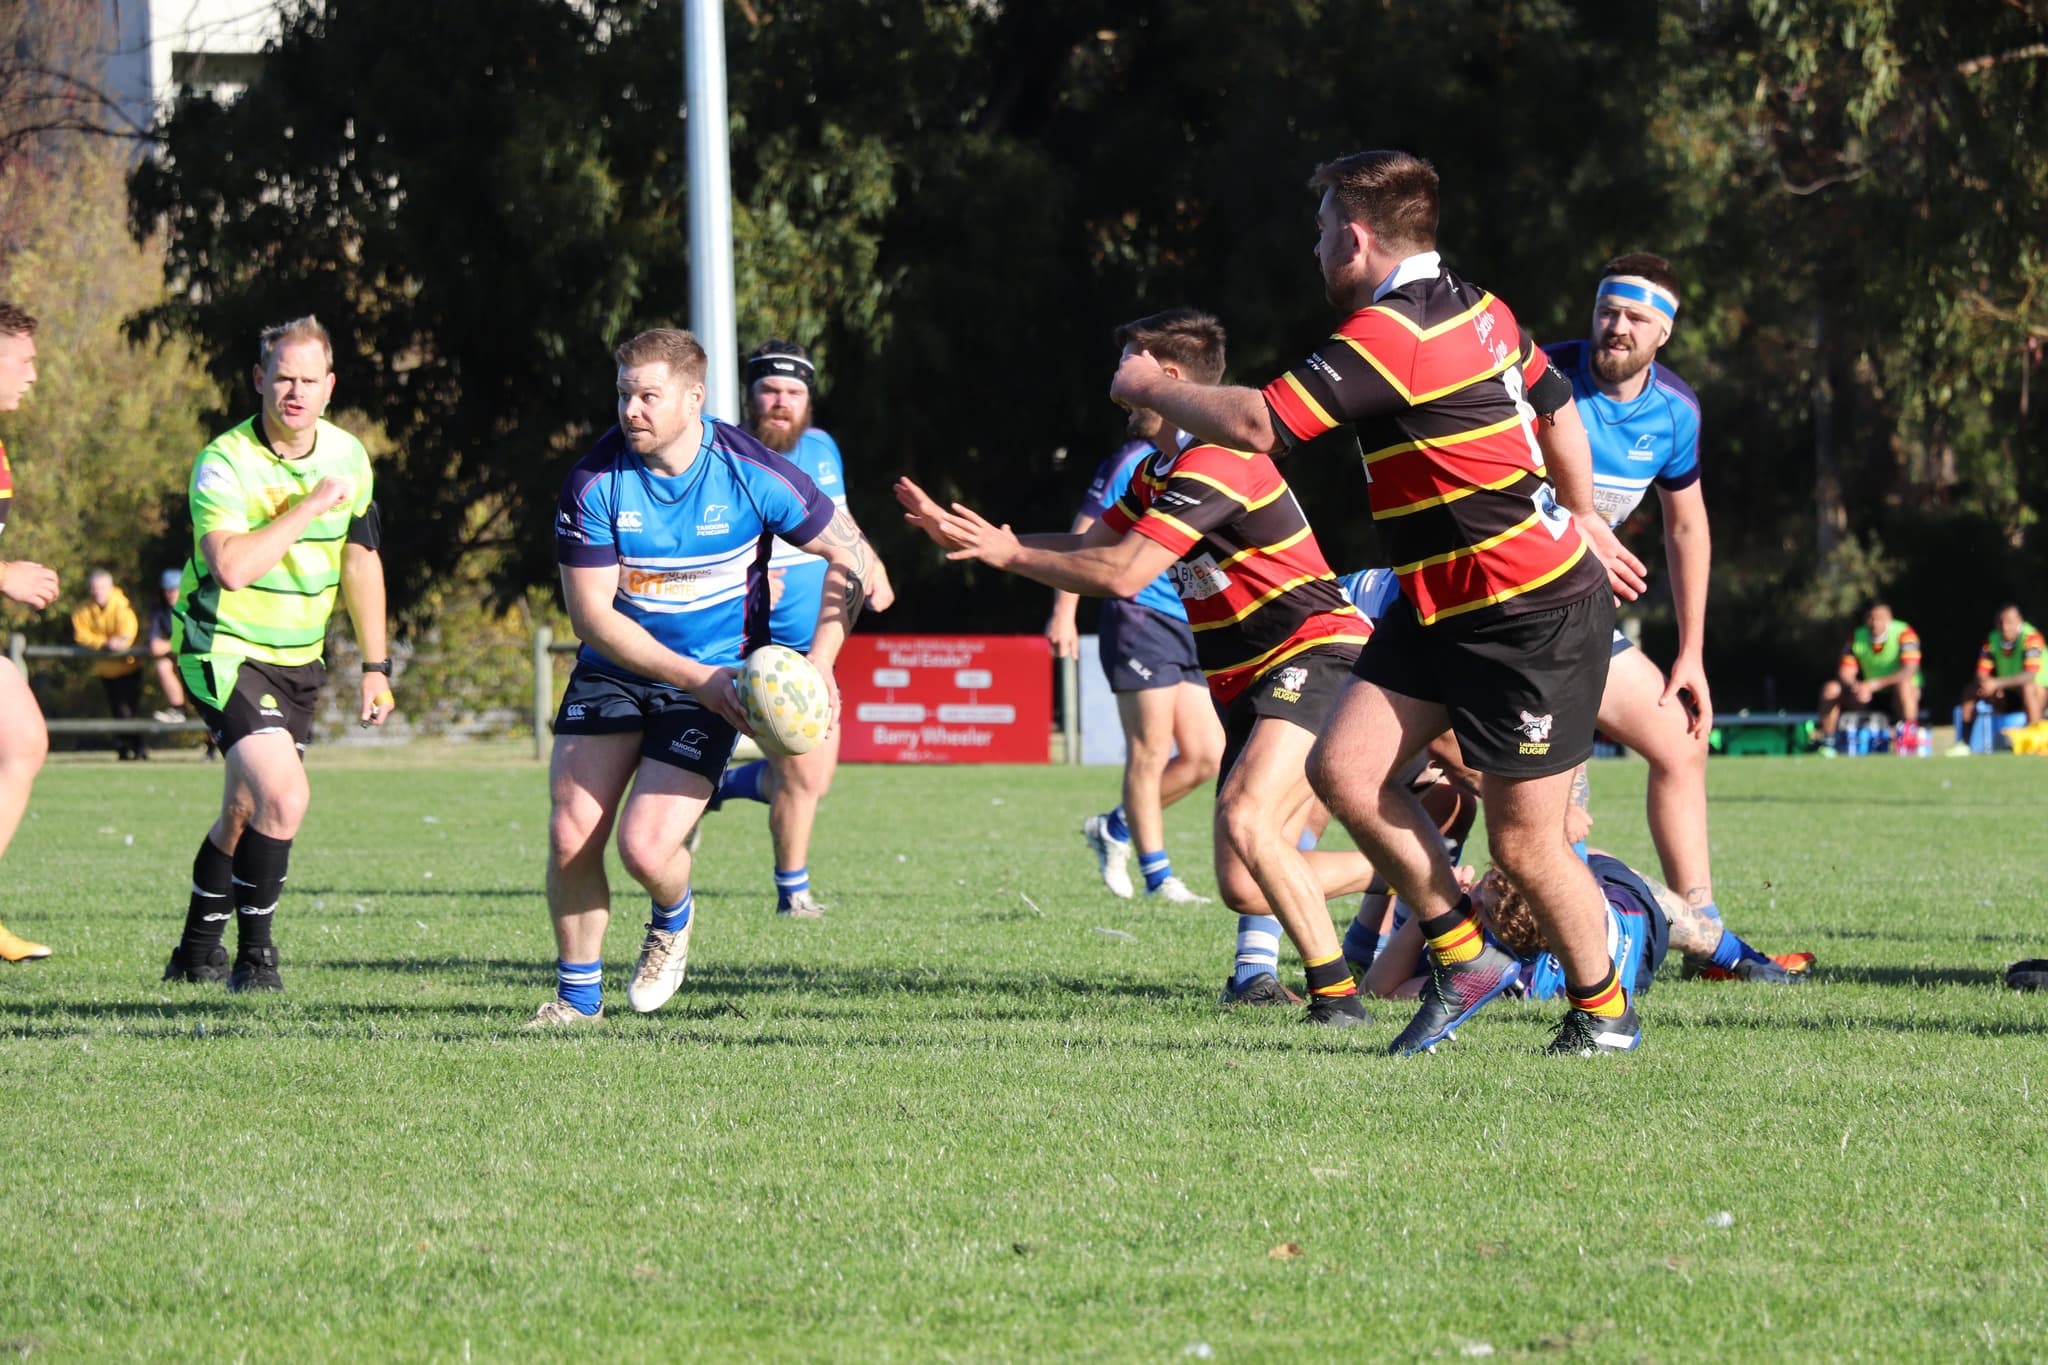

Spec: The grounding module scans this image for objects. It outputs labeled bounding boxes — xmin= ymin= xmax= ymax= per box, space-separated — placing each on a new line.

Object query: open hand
xmin=894 ymin=477 xmax=970 ymax=552
xmin=1574 ymin=513 xmax=1647 ymax=602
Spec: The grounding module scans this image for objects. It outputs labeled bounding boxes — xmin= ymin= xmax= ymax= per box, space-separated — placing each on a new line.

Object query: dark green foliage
xmin=128 ymin=1 xmax=2048 ymax=704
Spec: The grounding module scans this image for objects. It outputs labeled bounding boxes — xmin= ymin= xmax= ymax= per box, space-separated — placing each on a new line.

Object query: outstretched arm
xmin=935 ymin=502 xmax=1175 ymax=599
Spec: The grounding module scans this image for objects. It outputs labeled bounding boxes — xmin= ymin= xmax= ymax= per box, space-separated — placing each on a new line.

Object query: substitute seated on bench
xmin=1817 ymin=600 xmax=1921 ymax=750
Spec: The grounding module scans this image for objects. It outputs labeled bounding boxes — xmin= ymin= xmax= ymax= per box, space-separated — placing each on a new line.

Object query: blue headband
xmin=1596 ymin=276 xmax=1679 ymax=321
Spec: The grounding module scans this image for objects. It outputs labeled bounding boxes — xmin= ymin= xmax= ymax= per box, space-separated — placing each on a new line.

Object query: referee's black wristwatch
xmin=362 ymin=660 xmax=392 ymax=676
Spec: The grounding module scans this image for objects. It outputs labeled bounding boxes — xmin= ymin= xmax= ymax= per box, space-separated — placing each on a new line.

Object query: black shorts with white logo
xmin=1217 ymin=644 xmax=1361 ymax=786
xmin=1353 ymin=590 xmax=1614 ymax=778
xmin=553 ymin=663 xmax=740 ymax=781
xmin=1097 ymin=598 xmax=1203 ymax=692
xmin=180 ymin=654 xmax=322 ymax=753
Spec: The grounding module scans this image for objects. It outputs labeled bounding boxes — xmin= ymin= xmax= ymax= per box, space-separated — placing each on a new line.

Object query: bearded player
xmin=703 ymin=340 xmax=893 ymax=918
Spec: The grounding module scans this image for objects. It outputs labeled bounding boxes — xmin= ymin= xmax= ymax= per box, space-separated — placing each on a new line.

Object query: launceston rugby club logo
xmin=1515 ymin=709 xmax=1554 ymax=755
xmin=1270 ymin=665 xmax=1308 ymax=704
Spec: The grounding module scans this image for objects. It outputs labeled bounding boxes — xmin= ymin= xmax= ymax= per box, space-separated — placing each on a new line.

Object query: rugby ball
xmin=739 ymin=645 xmax=830 ymax=756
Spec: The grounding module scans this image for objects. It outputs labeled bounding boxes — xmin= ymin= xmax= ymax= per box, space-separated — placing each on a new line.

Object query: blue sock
xmin=557 ymin=958 xmax=602 ymax=1015
xmin=1297 ymin=828 xmax=1320 ymax=852
xmin=652 ymin=888 xmax=693 ymax=933
xmin=1342 ymin=914 xmax=1381 ymax=971
xmin=775 ymin=866 xmax=809 ymax=909
xmin=1138 ymin=849 xmax=1172 ymax=892
xmin=1231 ymin=915 xmax=1282 ymax=989
xmin=1695 ymin=898 xmax=1723 ymax=923
xmin=1104 ymin=806 xmax=1132 ymax=844
xmin=1708 ymin=927 xmax=1753 ymax=970
xmin=718 ymin=760 xmax=770 ymax=805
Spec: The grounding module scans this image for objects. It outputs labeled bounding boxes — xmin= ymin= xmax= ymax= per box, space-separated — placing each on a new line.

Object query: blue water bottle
xmin=1971 ymin=707 xmax=1995 ymax=754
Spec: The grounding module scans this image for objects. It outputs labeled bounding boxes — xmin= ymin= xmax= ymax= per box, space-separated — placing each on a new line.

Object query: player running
xmin=161 ymin=316 xmax=396 ymax=992
xmin=898 ymin=309 xmax=1378 ymax=1025
xmin=532 ymin=328 xmax=874 ymax=1027
xmin=703 ymin=340 xmax=894 ymax=918
xmin=1110 ymin=150 xmax=1654 ymax=1055
xmin=1047 ymin=358 xmax=1223 ymax=907
xmin=0 ymin=302 xmax=62 ymax=963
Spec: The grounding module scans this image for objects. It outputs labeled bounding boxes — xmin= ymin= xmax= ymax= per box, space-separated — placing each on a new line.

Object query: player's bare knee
xmin=1819 ymin=680 xmax=1844 ymax=704
xmin=616 ymin=825 xmax=684 ymax=888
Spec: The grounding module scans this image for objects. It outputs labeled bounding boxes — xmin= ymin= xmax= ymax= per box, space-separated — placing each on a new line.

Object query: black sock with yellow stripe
xmin=1419 ymin=894 xmax=1485 ymax=965
xmin=1303 ymin=950 xmax=1360 ymax=1000
xmin=1567 ymin=964 xmax=1629 ymax=1019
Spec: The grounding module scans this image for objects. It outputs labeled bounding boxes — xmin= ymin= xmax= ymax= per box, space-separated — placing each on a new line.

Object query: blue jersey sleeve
xmin=1078 ymin=441 xmax=1149 ymax=520
xmin=1653 ymin=370 xmax=1703 ymax=490
xmin=556 ymin=436 xmax=621 ymax=568
xmin=735 ymin=444 xmax=836 ymax=547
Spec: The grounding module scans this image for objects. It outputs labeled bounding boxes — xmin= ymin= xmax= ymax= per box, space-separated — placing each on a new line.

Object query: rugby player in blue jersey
xmin=1544 ymin=254 xmax=1731 ymax=942
xmin=1048 ymin=370 xmax=1222 ymax=908
xmin=704 ymin=341 xmax=894 ymax=918
xmin=530 ymin=329 xmax=876 ymax=1027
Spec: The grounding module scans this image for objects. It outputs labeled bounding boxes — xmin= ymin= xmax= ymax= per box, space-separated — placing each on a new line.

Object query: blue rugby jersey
xmin=556 ymin=419 xmax=836 ymax=682
xmin=1340 ymin=566 xmax=1403 ymax=625
xmin=1079 ymin=440 xmax=1188 ymax=622
xmin=1543 ymin=339 xmax=1701 ymax=529
xmin=764 ymin=427 xmax=849 ymax=651
xmin=1519 ymin=853 xmax=1666 ymax=1001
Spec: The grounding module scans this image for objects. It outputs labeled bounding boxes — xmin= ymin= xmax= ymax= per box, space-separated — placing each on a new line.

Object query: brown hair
xmin=1309 ymin=151 xmax=1439 ymax=254
xmin=1599 ymin=252 xmax=1680 ymax=300
xmin=0 ymin=302 xmax=39 ymax=339
xmin=615 ymin=328 xmax=708 ymax=385
xmin=258 ymin=316 xmax=334 ymax=373
xmin=1111 ymin=309 xmax=1227 ymax=385
xmin=1476 ymin=869 xmax=1547 ymax=958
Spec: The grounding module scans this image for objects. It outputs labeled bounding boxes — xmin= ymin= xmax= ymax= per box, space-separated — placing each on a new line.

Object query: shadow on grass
xmin=1808 ymin=965 xmax=2009 ymax=988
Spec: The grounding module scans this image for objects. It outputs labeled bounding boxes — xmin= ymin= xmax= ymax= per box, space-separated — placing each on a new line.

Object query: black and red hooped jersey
xmin=1101 ymin=440 xmax=1368 ymax=704
xmin=0 ymin=437 xmax=14 ymax=537
xmin=1262 ymin=266 xmax=1606 ymax=626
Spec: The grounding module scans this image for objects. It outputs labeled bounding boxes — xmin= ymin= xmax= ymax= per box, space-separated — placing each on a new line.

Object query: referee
xmin=161 ymin=316 xmax=396 ymax=992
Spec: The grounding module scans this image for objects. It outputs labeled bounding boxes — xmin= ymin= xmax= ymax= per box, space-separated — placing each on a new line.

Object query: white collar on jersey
xmin=1372 ymin=250 xmax=1443 ymax=303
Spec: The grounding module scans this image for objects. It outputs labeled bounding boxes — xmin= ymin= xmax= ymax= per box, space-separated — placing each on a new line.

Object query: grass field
xmin=0 ymin=748 xmax=2044 ymax=1360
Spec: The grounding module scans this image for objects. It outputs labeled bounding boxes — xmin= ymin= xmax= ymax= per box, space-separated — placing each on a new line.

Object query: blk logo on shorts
xmin=1270 ymin=665 xmax=1308 ymax=703
xmin=1515 ymin=709 xmax=1554 ymax=755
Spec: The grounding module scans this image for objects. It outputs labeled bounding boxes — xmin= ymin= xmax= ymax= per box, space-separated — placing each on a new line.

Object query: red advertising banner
xmin=838 ymin=634 xmax=1052 ymax=764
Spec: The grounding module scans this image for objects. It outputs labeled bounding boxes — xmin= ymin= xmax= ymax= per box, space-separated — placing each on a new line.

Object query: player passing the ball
xmin=0 ymin=302 xmax=62 ymax=963
xmin=1108 ymin=151 xmax=1652 ymax=1055
xmin=531 ymin=328 xmax=874 ymax=1027
xmin=898 ymin=309 xmax=1379 ymax=1025
xmin=161 ymin=316 xmax=395 ymax=992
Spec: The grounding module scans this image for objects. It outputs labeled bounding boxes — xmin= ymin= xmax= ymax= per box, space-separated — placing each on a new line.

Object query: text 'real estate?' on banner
xmin=838 ymin=635 xmax=1052 ymax=764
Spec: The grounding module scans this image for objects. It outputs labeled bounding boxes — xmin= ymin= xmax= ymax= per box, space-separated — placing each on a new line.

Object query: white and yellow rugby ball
xmin=739 ymin=645 xmax=829 ymax=756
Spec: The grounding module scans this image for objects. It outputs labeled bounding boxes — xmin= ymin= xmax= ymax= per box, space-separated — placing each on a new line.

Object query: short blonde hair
xmin=615 ymin=328 xmax=707 ymax=385
xmin=258 ymin=316 xmax=334 ymax=373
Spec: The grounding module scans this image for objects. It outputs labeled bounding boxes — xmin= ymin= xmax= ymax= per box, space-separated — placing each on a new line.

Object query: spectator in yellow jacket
xmin=72 ymin=568 xmax=147 ymax=760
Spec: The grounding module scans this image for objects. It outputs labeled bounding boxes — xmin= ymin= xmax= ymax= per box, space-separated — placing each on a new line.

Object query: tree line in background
xmin=4 ymin=0 xmax=2046 ymax=717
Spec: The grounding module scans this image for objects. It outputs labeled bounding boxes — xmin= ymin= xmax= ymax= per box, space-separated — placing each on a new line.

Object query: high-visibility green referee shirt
xmin=172 ymin=416 xmax=374 ymax=667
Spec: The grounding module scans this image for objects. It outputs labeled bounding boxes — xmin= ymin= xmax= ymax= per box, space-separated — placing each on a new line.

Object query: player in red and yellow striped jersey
xmin=897 ymin=310 xmax=1379 ymax=1025
xmin=1109 ymin=151 xmax=1650 ymax=1056
xmin=0 ymin=302 xmax=63 ymax=963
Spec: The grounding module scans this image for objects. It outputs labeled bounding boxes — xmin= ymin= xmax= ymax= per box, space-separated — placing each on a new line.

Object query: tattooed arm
xmin=794 ymin=506 xmax=879 ymax=673
xmin=1564 ymin=762 xmax=1593 ymax=847
xmin=1645 ymin=871 xmax=1723 ymax=958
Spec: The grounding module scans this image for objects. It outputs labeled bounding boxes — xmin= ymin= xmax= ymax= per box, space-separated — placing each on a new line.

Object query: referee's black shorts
xmin=1353 ymin=590 xmax=1614 ymax=778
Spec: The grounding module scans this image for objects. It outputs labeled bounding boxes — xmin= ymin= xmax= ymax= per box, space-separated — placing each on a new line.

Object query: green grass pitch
xmin=0 ymin=749 xmax=2043 ymax=1359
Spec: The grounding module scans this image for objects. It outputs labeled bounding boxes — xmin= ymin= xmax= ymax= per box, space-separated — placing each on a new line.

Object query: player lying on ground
xmin=1358 ymin=854 xmax=1813 ymax=1011
xmin=897 ymin=309 xmax=1378 ymax=1025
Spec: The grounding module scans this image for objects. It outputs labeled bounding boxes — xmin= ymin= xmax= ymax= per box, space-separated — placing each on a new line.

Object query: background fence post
xmin=8 ymin=633 xmax=23 ymax=675
xmin=1060 ymin=653 xmax=1079 ymax=764
xmin=532 ymin=625 xmax=553 ymax=761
